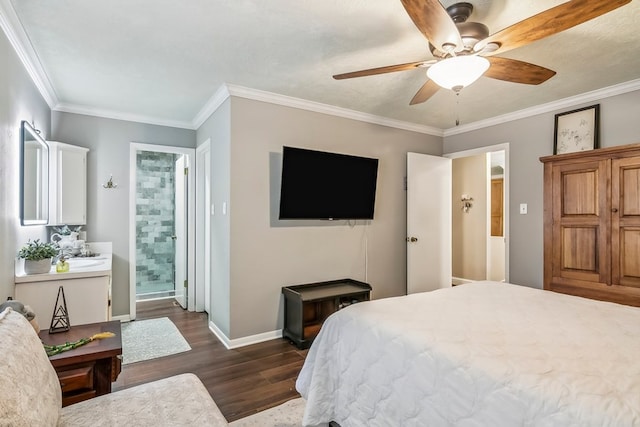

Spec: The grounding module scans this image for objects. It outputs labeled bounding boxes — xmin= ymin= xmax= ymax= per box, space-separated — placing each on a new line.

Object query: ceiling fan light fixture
xmin=427 ymin=56 xmax=490 ymax=91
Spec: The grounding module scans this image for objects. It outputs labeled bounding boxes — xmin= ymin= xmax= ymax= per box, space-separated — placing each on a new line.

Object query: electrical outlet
xmin=520 ymin=203 xmax=528 ymax=214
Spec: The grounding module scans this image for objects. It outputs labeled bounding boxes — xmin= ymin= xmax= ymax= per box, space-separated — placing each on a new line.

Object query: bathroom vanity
xmin=14 ymin=243 xmax=112 ymax=327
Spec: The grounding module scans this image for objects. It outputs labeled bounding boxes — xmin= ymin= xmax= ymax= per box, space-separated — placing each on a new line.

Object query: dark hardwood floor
xmin=112 ymin=299 xmax=308 ymax=422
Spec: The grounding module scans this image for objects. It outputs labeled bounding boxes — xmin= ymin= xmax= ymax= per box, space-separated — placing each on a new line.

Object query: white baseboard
xmin=111 ymin=314 xmax=131 ymax=322
xmin=116 ymin=314 xmax=281 ymax=349
xmin=452 ymin=277 xmax=474 ymax=286
xmin=208 ymin=320 xmax=282 ymax=349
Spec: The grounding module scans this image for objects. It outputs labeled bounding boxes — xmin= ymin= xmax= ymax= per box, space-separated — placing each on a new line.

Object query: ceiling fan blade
xmin=333 ymin=61 xmax=433 ymax=80
xmin=485 ymin=57 xmax=556 ymax=85
xmin=410 ymin=80 xmax=440 ymax=105
xmin=400 ymin=0 xmax=463 ymax=53
xmin=477 ymin=0 xmax=631 ymax=56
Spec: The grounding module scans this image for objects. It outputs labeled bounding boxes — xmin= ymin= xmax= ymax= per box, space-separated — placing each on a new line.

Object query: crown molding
xmin=191 ymin=84 xmax=231 ymax=129
xmin=221 ymin=84 xmax=444 ymax=136
xmin=443 ymin=78 xmax=640 ymax=137
xmin=54 ymin=103 xmax=195 ymax=130
xmin=0 ymin=0 xmax=58 ymax=108
xmin=53 ymin=78 xmax=640 ymax=134
xmin=4 ymin=0 xmax=637 ymax=139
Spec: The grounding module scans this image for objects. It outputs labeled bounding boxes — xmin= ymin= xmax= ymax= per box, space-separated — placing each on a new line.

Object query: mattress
xmin=296 ymin=281 xmax=640 ymax=426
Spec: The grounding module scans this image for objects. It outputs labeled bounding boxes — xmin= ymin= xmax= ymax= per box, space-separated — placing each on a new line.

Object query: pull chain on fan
xmin=455 ymin=92 xmax=460 ymax=127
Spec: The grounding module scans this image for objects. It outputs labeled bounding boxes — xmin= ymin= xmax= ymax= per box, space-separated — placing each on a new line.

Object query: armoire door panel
xmin=616 ymin=227 xmax=640 ymax=287
xmin=561 ymin=170 xmax=599 ymax=216
xmin=620 ymin=166 xmax=640 ymax=217
xmin=560 ymin=226 xmax=598 ymax=272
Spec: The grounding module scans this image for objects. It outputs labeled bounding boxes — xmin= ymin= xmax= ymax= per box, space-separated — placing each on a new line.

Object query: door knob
xmin=611 ymin=208 xmax=618 ymax=213
xmin=171 ymin=235 xmax=177 ymax=240
xmin=406 ymin=237 xmax=418 ymax=243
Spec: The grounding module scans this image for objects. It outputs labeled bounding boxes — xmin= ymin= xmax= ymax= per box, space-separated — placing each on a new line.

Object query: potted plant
xmin=18 ymin=239 xmax=58 ymax=274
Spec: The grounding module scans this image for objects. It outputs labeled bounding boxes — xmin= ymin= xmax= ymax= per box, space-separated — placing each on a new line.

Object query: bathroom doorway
xmin=128 ymin=143 xmax=195 ymax=320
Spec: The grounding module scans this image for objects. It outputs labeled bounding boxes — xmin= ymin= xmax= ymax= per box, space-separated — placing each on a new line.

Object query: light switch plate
xmin=520 ymin=203 xmax=528 ymax=214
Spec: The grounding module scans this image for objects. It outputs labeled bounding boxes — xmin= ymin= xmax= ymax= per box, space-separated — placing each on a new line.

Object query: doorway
xmin=446 ymin=144 xmax=509 ymax=284
xmin=406 ymin=144 xmax=509 ymax=294
xmin=128 ymin=143 xmax=196 ymax=320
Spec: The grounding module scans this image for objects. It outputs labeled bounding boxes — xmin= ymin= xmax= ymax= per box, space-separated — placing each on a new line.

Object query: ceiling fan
xmin=333 ymin=0 xmax=632 ymax=106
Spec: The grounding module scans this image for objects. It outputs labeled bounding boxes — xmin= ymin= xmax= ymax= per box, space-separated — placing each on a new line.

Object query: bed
xmin=296 ymin=281 xmax=640 ymax=426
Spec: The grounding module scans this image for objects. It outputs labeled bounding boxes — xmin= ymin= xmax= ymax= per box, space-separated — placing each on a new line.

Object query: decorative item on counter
xmin=103 ymin=174 xmax=118 ymax=189
xmin=80 ymin=242 xmax=92 ymax=257
xmin=51 ymin=224 xmax=82 ymax=236
xmin=18 ymin=239 xmax=58 ymax=274
xmin=51 ymin=225 xmax=82 ymax=257
xmin=43 ymin=331 xmax=116 ymax=356
xmin=49 ymin=286 xmax=70 ymax=334
xmin=55 ymin=255 xmax=70 ymax=273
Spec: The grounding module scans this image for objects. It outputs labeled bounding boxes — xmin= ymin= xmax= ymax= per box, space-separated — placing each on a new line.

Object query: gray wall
xmin=219 ymin=97 xmax=442 ymax=339
xmin=196 ymin=99 xmax=232 ymax=337
xmin=452 ymin=154 xmax=487 ymax=280
xmin=51 ymin=112 xmax=196 ymax=316
xmin=1 ymin=29 xmax=51 ymax=302
xmin=443 ymin=89 xmax=640 ymax=288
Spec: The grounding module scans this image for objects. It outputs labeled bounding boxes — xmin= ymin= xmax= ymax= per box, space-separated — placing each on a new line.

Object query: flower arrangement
xmin=18 ymin=239 xmax=59 ymax=261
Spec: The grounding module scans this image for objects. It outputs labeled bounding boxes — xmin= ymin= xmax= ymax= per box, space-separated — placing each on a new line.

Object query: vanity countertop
xmin=14 ymin=242 xmax=113 ymax=284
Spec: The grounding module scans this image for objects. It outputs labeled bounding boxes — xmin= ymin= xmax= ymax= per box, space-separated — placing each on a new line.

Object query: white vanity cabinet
xmin=15 ymin=275 xmax=111 ymax=326
xmin=47 ymin=141 xmax=89 ymax=225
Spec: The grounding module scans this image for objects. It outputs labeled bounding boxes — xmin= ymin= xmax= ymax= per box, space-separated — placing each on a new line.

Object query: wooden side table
xmin=39 ymin=320 xmax=122 ymax=407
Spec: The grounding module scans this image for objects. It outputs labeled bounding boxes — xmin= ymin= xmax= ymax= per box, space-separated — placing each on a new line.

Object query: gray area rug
xmin=121 ymin=317 xmax=191 ymax=364
xmin=229 ymin=398 xmax=329 ymax=427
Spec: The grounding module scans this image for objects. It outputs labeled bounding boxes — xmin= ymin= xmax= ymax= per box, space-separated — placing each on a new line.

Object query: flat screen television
xmin=279 ymin=146 xmax=379 ymax=220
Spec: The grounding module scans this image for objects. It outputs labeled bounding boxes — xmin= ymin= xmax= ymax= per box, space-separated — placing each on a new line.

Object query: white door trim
xmin=444 ymin=143 xmax=510 ymax=282
xmin=196 ymin=139 xmax=211 ymax=313
xmin=129 ymin=143 xmax=197 ymax=319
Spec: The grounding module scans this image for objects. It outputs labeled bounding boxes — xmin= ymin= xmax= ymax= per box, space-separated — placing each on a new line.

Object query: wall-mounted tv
xmin=279 ymin=146 xmax=379 ymax=220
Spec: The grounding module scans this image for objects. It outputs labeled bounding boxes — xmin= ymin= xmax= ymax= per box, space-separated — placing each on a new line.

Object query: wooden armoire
xmin=540 ymin=143 xmax=640 ymax=307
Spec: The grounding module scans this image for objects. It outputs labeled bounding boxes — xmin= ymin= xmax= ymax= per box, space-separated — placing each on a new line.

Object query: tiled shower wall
xmin=135 ymin=151 xmax=177 ymax=297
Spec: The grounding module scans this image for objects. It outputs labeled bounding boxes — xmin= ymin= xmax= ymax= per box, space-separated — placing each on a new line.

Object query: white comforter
xmin=296 ymin=282 xmax=640 ymax=426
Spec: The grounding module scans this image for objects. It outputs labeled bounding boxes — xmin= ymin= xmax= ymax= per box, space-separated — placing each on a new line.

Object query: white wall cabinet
xmin=48 ymin=141 xmax=89 ymax=225
xmin=15 ymin=275 xmax=111 ymax=326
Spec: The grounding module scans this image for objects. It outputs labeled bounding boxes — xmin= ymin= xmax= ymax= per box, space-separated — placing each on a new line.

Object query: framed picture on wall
xmin=553 ymin=104 xmax=600 ymax=155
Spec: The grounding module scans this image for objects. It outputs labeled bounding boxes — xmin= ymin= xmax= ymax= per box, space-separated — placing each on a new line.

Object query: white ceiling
xmin=5 ymin=0 xmax=640 ymax=132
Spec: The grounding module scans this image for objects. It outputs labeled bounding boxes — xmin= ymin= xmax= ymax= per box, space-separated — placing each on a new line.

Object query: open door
xmin=407 ymin=153 xmax=452 ymax=294
xmin=174 ymin=154 xmax=188 ymax=309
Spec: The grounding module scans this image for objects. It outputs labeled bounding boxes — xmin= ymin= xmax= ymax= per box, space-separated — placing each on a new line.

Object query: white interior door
xmin=174 ymin=155 xmax=187 ymax=308
xmin=407 ymin=153 xmax=452 ymax=294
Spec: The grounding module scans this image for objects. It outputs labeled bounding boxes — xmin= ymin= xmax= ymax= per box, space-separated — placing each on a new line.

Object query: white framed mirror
xmin=20 ymin=120 xmax=49 ymax=225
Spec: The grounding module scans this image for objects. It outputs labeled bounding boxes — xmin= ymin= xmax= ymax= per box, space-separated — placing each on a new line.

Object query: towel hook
xmin=103 ymin=175 xmax=118 ymax=189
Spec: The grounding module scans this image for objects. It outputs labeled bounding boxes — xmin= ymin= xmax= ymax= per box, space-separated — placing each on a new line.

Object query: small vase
xmin=56 ymin=258 xmax=69 ymax=273
xmin=24 ymin=258 xmax=52 ymax=274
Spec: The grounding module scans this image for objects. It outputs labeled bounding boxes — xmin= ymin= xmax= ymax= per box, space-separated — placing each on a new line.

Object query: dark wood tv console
xmin=282 ymin=279 xmax=371 ymax=349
